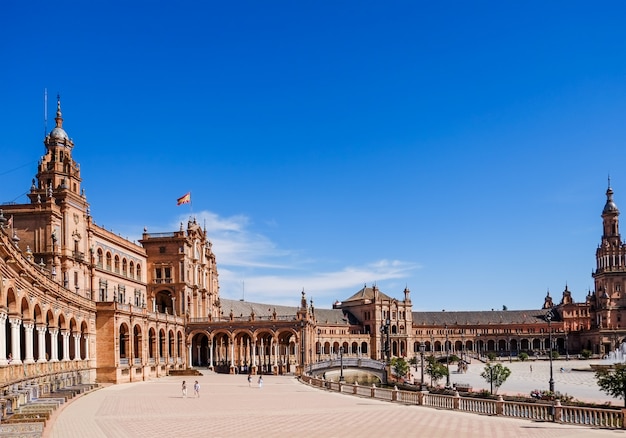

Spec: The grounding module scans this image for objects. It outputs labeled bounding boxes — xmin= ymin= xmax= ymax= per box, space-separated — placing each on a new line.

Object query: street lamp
xmin=317 ymin=329 xmax=321 ymax=362
xmin=339 ymin=346 xmax=344 ymax=382
xmin=381 ymin=318 xmax=391 ymax=363
xmin=419 ymin=343 xmax=426 ymax=390
xmin=546 ymin=310 xmax=555 ymax=392
xmin=445 ymin=324 xmax=450 ymax=387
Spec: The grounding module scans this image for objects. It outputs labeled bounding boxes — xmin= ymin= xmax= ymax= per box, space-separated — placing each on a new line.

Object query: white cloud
xmin=168 ymin=210 xmax=421 ymax=307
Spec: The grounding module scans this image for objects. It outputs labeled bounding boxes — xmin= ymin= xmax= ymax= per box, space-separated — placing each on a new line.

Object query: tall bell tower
xmin=592 ymin=180 xmax=626 ymax=332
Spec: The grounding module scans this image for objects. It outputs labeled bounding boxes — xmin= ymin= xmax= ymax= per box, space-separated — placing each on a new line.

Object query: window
xmin=159 ymin=246 xmax=166 ymax=254
xmin=114 ymin=255 xmax=120 ymax=273
xmin=122 ymin=259 xmax=127 ymax=276
xmin=106 ymin=252 xmax=112 ymax=271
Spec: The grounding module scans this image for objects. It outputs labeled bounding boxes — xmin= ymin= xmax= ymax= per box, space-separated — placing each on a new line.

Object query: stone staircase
xmin=0 ymin=383 xmax=100 ymax=437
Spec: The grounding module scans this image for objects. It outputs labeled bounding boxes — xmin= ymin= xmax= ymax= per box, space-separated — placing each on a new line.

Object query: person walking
xmin=247 ymin=374 xmax=252 ymax=387
xmin=258 ymin=375 xmax=263 ymax=389
xmin=182 ymin=380 xmax=187 ymax=398
xmin=193 ymin=380 xmax=200 ymax=397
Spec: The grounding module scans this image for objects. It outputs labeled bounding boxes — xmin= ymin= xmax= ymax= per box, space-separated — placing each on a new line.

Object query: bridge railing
xmin=299 ymin=375 xmax=626 ymax=430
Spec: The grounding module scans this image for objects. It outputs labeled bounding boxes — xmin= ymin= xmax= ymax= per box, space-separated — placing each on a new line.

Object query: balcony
xmin=72 ymin=251 xmax=85 ymax=261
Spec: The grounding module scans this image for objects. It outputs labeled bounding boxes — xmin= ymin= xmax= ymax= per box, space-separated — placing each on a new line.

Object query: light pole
xmin=445 ymin=324 xmax=450 ymax=387
xmin=381 ymin=318 xmax=391 ymax=363
xmin=546 ymin=310 xmax=555 ymax=392
xmin=419 ymin=344 xmax=426 ymax=390
xmin=317 ymin=329 xmax=321 ymax=362
xmin=339 ymin=346 xmax=344 ymax=382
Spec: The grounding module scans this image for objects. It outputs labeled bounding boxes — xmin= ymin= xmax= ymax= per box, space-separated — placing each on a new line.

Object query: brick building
xmin=0 ymin=100 xmax=623 ymax=396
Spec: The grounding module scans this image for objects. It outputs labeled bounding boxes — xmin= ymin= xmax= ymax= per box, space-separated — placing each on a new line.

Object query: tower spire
xmin=55 ymin=94 xmax=63 ymax=129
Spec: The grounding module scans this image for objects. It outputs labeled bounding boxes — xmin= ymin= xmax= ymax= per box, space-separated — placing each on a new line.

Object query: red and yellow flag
xmin=177 ymin=192 xmax=191 ymax=206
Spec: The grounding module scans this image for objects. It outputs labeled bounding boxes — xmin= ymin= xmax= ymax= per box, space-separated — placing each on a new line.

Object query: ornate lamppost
xmin=546 ymin=310 xmax=555 ymax=392
xmin=317 ymin=329 xmax=321 ymax=362
xmin=419 ymin=343 xmax=426 ymax=390
xmin=339 ymin=346 xmax=344 ymax=382
xmin=380 ymin=318 xmax=391 ymax=363
xmin=445 ymin=324 xmax=450 ymax=387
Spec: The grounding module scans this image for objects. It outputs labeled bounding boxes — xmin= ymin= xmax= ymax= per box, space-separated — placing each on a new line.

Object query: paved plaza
xmin=44 ymin=360 xmax=624 ymax=438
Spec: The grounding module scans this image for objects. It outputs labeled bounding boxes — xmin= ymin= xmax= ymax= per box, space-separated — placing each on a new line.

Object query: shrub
xmin=518 ymin=352 xmax=529 ymax=362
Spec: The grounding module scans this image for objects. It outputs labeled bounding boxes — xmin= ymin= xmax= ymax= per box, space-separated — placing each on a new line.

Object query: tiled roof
xmin=220 ymin=299 xmax=299 ymax=319
xmin=413 ymin=309 xmax=554 ymax=326
xmin=343 ymin=286 xmax=393 ymax=303
xmin=219 ymin=299 xmax=352 ymax=325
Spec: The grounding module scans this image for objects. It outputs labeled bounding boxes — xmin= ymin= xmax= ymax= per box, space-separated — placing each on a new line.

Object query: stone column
xmin=49 ymin=328 xmax=59 ymax=362
xmin=36 ymin=326 xmax=47 ymax=362
xmin=9 ymin=318 xmax=22 ymax=364
xmin=209 ymin=342 xmax=213 ymax=368
xmin=61 ymin=330 xmax=70 ymax=361
xmin=0 ymin=313 xmax=7 ymax=364
xmin=23 ymin=322 xmax=35 ymax=364
xmin=73 ymin=333 xmax=82 ymax=360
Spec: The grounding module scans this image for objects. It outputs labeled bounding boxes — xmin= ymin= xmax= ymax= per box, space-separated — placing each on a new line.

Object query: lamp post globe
xmin=546 ymin=310 xmax=555 ymax=393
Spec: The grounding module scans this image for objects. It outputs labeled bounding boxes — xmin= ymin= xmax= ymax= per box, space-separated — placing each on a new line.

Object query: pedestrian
xmin=247 ymin=374 xmax=252 ymax=387
xmin=182 ymin=380 xmax=187 ymax=398
xmin=258 ymin=375 xmax=263 ymax=389
xmin=529 ymin=365 xmax=532 ymax=373
xmin=193 ymin=380 xmax=200 ymax=397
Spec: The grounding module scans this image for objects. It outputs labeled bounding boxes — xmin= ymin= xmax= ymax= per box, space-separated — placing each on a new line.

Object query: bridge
xmin=307 ymin=357 xmax=388 ymax=384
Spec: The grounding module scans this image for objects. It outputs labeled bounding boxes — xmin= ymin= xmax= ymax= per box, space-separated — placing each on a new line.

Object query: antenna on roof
xmin=240 ymin=280 xmax=245 ymax=302
xmin=44 ymin=88 xmax=48 ymax=136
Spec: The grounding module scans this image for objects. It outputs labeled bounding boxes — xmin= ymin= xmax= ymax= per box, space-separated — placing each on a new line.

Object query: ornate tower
xmin=592 ymin=181 xmax=626 ymax=331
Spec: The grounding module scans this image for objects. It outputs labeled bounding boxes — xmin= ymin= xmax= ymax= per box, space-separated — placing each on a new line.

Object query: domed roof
xmin=49 ymin=126 xmax=69 ymax=140
xmin=603 ymin=186 xmax=620 ymax=215
xmin=48 ymin=96 xmax=70 ymax=142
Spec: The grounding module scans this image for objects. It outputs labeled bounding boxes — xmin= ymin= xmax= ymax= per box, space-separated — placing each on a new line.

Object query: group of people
xmin=182 ymin=374 xmax=265 ymax=398
xmin=248 ymin=374 xmax=263 ymax=388
xmin=181 ymin=380 xmax=201 ymax=398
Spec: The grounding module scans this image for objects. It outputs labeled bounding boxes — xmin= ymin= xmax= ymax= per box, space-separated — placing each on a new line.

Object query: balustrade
xmin=300 ymin=375 xmax=624 ymax=430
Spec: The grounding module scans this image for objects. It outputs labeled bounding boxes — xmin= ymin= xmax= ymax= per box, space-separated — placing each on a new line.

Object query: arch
xmin=191 ymin=331 xmax=210 ymax=367
xmin=360 ymin=341 xmax=368 ymax=354
xmin=158 ymin=328 xmax=166 ymax=361
xmin=119 ymin=323 xmax=130 ymax=360
xmin=106 ymin=252 xmax=112 ymax=271
xmin=122 ymin=258 xmax=128 ymax=277
xmin=148 ymin=327 xmax=157 ymax=360
xmin=136 ymin=264 xmax=142 ymax=281
xmin=155 ymin=290 xmax=174 ymax=314
xmin=129 ymin=261 xmax=135 ymax=279
xmin=19 ymin=296 xmax=33 ymax=321
xmin=133 ymin=324 xmax=142 ymax=363
xmin=6 ymin=287 xmax=18 ymax=314
xmin=97 ymin=248 xmax=104 ymax=267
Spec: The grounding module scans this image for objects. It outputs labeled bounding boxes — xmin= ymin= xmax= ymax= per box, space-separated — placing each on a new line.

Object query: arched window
xmin=106 ymin=252 xmax=112 ymax=271
xmin=129 ymin=261 xmax=135 ymax=279
xmin=136 ymin=264 xmax=142 ymax=281
xmin=114 ymin=255 xmax=120 ymax=273
xmin=97 ymin=248 xmax=103 ymax=268
xmin=122 ymin=258 xmax=128 ymax=276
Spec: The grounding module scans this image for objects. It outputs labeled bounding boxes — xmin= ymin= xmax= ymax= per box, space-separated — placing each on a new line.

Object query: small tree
xmin=487 ymin=352 xmax=497 ymax=361
xmin=581 ymin=349 xmax=592 ymax=359
xmin=480 ymin=363 xmax=511 ymax=394
xmin=425 ymin=355 xmax=448 ymax=387
xmin=390 ymin=357 xmax=410 ymax=379
xmin=518 ymin=352 xmax=529 ymax=362
xmin=595 ymin=364 xmax=626 ymax=407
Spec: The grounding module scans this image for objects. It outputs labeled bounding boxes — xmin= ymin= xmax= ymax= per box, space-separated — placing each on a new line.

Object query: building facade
xmin=0 ymin=101 xmax=622 ymax=397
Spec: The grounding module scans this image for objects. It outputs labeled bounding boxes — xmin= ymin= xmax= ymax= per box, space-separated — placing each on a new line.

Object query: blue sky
xmin=2 ymin=1 xmax=626 ymax=311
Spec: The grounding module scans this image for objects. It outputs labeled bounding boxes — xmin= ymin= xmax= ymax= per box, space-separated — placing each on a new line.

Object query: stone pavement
xmin=442 ymin=359 xmax=617 ymax=405
xmin=44 ymin=363 xmax=623 ymax=438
